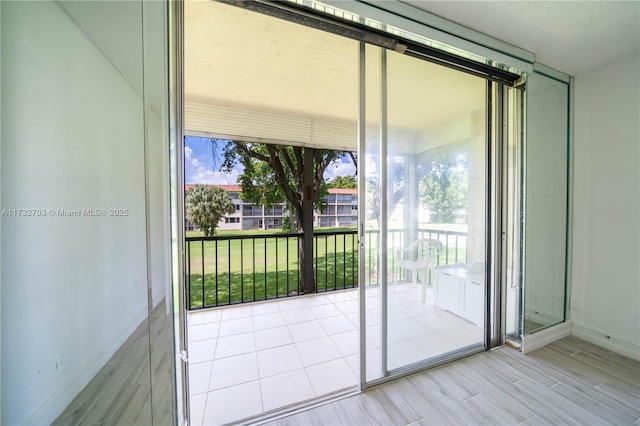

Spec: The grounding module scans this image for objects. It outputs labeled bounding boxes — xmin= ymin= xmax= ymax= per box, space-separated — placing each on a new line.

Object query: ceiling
xmin=184 ymin=0 xmax=358 ymax=124
xmin=59 ymin=0 xmax=169 ymax=115
xmin=58 ymin=0 xmax=640 ymax=92
xmin=58 ymin=0 xmax=639 ymax=142
xmin=184 ymin=0 xmax=637 ymax=151
xmin=403 ymin=0 xmax=640 ymax=76
xmin=184 ymin=0 xmax=484 ymax=134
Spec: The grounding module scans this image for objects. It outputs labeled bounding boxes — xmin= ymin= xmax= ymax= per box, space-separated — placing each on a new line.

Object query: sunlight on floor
xmin=187 ymin=284 xmax=483 ymax=425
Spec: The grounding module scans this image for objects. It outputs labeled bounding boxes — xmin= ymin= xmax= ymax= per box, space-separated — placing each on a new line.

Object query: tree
xmin=365 ymin=155 xmax=407 ymax=223
xmin=185 ymin=185 xmax=235 ymax=236
xmin=327 ymin=175 xmax=357 ymax=189
xmin=364 ymin=156 xmax=408 ymax=282
xmin=220 ymin=141 xmax=351 ymax=294
xmin=419 ymin=150 xmax=468 ymax=223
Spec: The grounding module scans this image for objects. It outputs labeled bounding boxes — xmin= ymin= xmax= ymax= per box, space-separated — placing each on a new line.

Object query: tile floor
xmin=187 ymin=283 xmax=483 ymax=425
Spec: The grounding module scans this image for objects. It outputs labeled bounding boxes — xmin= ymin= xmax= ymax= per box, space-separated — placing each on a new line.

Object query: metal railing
xmin=186 ymin=230 xmax=358 ymax=310
xmin=364 ymin=228 xmax=468 ymax=286
xmin=186 ymin=228 xmax=467 ymax=310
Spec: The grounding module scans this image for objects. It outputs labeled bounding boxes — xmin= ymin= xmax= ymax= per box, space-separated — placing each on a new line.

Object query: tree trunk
xmin=288 ymin=208 xmax=295 ymax=232
xmin=301 ymin=147 xmax=316 ymax=294
xmin=294 ymin=208 xmax=316 ymax=294
xmin=297 ymin=232 xmax=306 ymax=294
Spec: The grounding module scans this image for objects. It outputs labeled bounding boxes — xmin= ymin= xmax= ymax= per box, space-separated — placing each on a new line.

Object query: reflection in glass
xmin=386 ymin=50 xmax=487 ymax=370
xmin=2 ymin=0 xmax=152 ymax=423
xmin=362 ymin=45 xmax=488 ymax=378
xmin=1 ymin=0 xmax=175 ymax=423
xmin=523 ymin=75 xmax=569 ymax=334
xmin=504 ymin=87 xmax=524 ymax=341
xmin=363 ymin=44 xmax=384 ymax=381
xmin=144 ymin=0 xmax=178 ymax=423
xmin=169 ymin=0 xmax=189 ymax=423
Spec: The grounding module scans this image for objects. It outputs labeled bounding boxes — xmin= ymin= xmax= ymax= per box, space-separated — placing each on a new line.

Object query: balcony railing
xmin=365 ymin=229 xmax=468 ymax=286
xmin=186 ymin=228 xmax=467 ymax=310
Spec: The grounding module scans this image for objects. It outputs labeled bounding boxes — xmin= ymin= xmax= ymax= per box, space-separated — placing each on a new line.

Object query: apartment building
xmin=185 ymin=184 xmax=358 ymax=231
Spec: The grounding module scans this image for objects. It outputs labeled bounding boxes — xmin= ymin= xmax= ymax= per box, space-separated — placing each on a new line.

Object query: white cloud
xmin=186 ymin=146 xmax=354 ymax=184
xmin=184 ymin=145 xmax=239 ymax=184
xmin=324 ymin=158 xmax=357 ymax=181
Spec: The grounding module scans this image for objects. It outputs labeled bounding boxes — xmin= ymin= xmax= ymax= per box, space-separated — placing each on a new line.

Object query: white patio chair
xmin=396 ymin=238 xmax=443 ymax=302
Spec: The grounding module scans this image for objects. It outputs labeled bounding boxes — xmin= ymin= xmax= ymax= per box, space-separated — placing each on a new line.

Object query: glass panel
xmin=143 ymin=0 xmax=178 ymax=423
xmin=384 ymin=49 xmax=487 ymax=371
xmin=363 ymin=44 xmax=384 ymax=382
xmin=168 ymin=1 xmax=189 ymax=422
xmin=504 ymin=87 xmax=525 ymax=341
xmin=523 ymin=74 xmax=569 ymax=334
xmin=362 ymin=44 xmax=488 ymax=381
xmin=1 ymin=1 xmax=154 ymax=423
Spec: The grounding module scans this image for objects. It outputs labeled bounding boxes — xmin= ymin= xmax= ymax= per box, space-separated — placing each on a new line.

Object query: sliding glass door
xmin=178 ymin=1 xmax=525 ymax=417
xmin=361 ymin=45 xmax=489 ymax=381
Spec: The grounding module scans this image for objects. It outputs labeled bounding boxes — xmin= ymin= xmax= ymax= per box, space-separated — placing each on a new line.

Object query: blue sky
xmin=184 ymin=136 xmax=241 ymax=185
xmin=184 ymin=136 xmax=356 ymax=184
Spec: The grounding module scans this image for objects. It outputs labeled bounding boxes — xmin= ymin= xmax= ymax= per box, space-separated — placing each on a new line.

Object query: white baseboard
xmin=572 ymin=322 xmax=640 ymax=361
xmin=521 ymin=321 xmax=572 ymax=354
xmin=23 ymin=308 xmax=148 ymax=425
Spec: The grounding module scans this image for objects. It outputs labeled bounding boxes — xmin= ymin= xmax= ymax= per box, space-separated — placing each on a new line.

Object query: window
xmin=243 ymin=204 xmax=263 ymax=216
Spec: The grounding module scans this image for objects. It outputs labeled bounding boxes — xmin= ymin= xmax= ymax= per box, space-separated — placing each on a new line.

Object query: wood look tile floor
xmin=54 ymin=290 xmax=639 ymax=426
xmin=261 ymin=336 xmax=640 ymax=426
xmin=54 ymin=300 xmax=175 ymax=426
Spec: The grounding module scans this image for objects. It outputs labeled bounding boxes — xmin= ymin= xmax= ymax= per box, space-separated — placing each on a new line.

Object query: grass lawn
xmin=186 ymin=229 xmax=358 ymax=308
xmin=186 ymin=226 xmax=468 ymax=309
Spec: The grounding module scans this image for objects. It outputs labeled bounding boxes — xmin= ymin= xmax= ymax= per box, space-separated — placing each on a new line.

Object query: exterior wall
xmin=185 ymin=186 xmax=358 ymax=231
xmin=315 ymin=191 xmax=358 ymax=228
xmin=218 ymin=192 xmax=242 ymax=231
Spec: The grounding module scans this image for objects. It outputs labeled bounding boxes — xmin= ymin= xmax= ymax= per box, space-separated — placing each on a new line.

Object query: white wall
xmin=571 ymin=52 xmax=640 ymax=359
xmin=1 ymin=2 xmax=150 ymax=423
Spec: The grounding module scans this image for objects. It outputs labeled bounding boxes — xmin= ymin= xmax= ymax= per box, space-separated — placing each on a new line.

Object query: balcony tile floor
xmin=188 ymin=284 xmax=483 ymax=425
